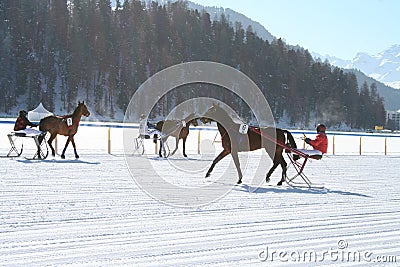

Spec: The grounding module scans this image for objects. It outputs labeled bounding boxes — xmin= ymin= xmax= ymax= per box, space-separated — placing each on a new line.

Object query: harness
xmin=217 ymin=122 xmax=252 ymax=151
xmin=62 ymin=115 xmax=74 ymax=129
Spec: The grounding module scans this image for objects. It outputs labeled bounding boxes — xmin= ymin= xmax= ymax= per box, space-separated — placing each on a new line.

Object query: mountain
xmin=180 ymin=1 xmax=400 ymax=112
xmin=118 ymin=0 xmax=276 ymax=42
xmin=0 ymin=0 xmax=393 ymax=127
xmin=344 ymin=69 xmax=400 ymax=111
xmin=313 ymin=45 xmax=400 ymax=90
xmin=349 ymin=45 xmax=400 ymax=90
xmin=186 ymin=2 xmax=275 ymax=43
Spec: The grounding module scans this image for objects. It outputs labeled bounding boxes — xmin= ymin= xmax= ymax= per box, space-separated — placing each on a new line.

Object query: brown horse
xmin=39 ymin=101 xmax=90 ymax=159
xmin=202 ymin=103 xmax=299 ymax=185
xmin=155 ymin=113 xmax=199 ymax=157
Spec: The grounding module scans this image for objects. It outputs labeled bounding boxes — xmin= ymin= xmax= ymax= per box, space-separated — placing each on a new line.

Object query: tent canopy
xmin=28 ymin=103 xmax=53 ymax=122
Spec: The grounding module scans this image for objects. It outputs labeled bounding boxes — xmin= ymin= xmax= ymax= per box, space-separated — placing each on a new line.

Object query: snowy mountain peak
xmin=383 ymin=44 xmax=400 ymax=56
xmin=314 ymin=45 xmax=400 ymax=89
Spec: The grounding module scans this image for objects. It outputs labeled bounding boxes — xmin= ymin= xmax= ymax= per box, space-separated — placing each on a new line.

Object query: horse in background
xmin=201 ymin=103 xmax=298 ymax=185
xmin=39 ymin=101 xmax=90 ymax=159
xmin=155 ymin=113 xmax=199 ymax=157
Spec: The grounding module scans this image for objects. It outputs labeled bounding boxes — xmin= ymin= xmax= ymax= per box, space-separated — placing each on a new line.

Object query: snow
xmin=1 ymin=122 xmax=400 ymax=266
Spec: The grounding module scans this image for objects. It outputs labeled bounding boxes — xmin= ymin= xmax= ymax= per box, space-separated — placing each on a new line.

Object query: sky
xmin=189 ymin=0 xmax=400 ymax=60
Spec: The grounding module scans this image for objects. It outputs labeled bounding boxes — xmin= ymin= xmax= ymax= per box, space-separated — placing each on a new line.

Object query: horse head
xmin=202 ymin=103 xmax=232 ymax=125
xmin=190 ymin=119 xmax=199 ymax=127
xmin=199 ymin=117 xmax=212 ymax=124
xmin=185 ymin=112 xmax=199 ymax=127
xmin=77 ymin=101 xmax=91 ymax=117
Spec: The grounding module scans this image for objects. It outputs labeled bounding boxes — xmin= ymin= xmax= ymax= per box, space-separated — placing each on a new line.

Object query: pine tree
xmin=0 ymin=0 xmax=389 ymax=129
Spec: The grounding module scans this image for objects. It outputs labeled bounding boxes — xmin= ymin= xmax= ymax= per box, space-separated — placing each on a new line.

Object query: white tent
xmin=28 ymin=103 xmax=53 ymax=122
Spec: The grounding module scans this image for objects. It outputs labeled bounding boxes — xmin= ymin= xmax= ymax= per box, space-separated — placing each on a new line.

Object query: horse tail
xmin=283 ymin=129 xmax=300 ymax=161
xmin=39 ymin=118 xmax=46 ymax=132
xmin=283 ymin=130 xmax=297 ymax=149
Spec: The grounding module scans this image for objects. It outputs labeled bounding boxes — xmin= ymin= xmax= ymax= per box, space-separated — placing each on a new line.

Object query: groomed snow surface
xmin=1 ymin=124 xmax=400 ymax=266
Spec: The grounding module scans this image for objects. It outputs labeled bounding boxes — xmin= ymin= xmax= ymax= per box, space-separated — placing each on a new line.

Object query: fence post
xmin=197 ymin=130 xmax=201 ymax=154
xmin=108 ymin=128 xmax=111 ymax=154
xmin=385 ymin=137 xmax=387 ymax=155
xmin=332 ymin=135 xmax=335 ymax=155
xmin=359 ymin=136 xmax=362 ymax=155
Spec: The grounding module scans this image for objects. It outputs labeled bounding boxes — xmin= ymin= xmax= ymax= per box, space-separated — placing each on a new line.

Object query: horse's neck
xmin=216 ymin=122 xmax=228 ymax=135
xmin=188 ymin=119 xmax=196 ymax=126
xmin=72 ymin=109 xmax=83 ymax=124
xmin=217 ymin=112 xmax=235 ymax=127
xmin=74 ymin=115 xmax=82 ymax=124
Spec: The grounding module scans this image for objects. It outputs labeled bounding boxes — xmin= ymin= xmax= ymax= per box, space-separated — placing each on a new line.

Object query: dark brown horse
xmin=202 ymin=103 xmax=298 ymax=185
xmin=155 ymin=113 xmax=199 ymax=157
xmin=39 ymin=101 xmax=90 ymax=159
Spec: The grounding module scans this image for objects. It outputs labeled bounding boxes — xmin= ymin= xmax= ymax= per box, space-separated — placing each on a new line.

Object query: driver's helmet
xmin=19 ymin=110 xmax=28 ymax=116
xmin=316 ymin=124 xmax=326 ymax=133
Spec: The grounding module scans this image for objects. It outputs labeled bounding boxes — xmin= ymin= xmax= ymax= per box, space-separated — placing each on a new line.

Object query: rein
xmin=250 ymin=127 xmax=309 ymax=158
xmin=159 ymin=120 xmax=188 ymax=138
xmin=158 ymin=116 xmax=199 ymax=138
xmin=43 ymin=108 xmax=83 ymax=133
xmin=43 ymin=117 xmax=65 ymax=133
xmin=62 ymin=115 xmax=79 ymax=129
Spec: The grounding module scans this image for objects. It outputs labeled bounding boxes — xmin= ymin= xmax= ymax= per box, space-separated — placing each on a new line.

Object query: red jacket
xmin=14 ymin=115 xmax=36 ymax=131
xmin=309 ymin=132 xmax=328 ymax=154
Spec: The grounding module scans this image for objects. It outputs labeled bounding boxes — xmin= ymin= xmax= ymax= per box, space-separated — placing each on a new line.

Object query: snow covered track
xmin=0 ymin=154 xmax=399 ymax=266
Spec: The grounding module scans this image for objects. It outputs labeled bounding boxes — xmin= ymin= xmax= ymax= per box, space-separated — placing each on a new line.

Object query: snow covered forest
xmin=0 ymin=0 xmax=386 ymax=128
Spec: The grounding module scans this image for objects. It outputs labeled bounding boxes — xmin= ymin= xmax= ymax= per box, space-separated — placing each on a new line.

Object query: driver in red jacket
xmin=14 ymin=110 xmax=38 ymax=131
xmin=305 ymin=124 xmax=328 ymax=154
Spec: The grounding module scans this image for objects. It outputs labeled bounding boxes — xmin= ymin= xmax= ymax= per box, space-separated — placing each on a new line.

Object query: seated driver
xmin=13 ymin=110 xmax=41 ymax=135
xmin=12 ymin=110 xmax=44 ymax=158
xmin=302 ymin=124 xmax=328 ymax=155
xmin=138 ymin=114 xmax=161 ymax=139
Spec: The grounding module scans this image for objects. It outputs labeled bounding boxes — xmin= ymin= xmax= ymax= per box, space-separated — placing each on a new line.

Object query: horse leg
xmin=159 ymin=139 xmax=166 ymax=157
xmin=61 ymin=136 xmax=71 ymax=159
xmin=182 ymin=136 xmax=187 ymax=157
xmin=277 ymin=157 xmax=288 ymax=186
xmin=206 ymin=150 xmax=230 ymax=178
xmin=70 ymin=136 xmax=79 ymax=159
xmin=48 ymin=133 xmax=57 ymax=157
xmin=231 ymin=150 xmax=243 ymax=184
xmin=265 ymin=161 xmax=280 ymax=183
xmin=170 ymin=137 xmax=179 ymax=156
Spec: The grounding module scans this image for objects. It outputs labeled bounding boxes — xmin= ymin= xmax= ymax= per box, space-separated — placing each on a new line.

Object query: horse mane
xmin=204 ymin=104 xmax=236 ymax=127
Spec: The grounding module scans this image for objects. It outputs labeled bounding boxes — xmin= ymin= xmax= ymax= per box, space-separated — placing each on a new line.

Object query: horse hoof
xmin=205 ymin=173 xmax=210 ymax=178
xmin=266 ymin=177 xmax=270 ymax=183
xmin=61 ymin=154 xmax=65 ymax=159
xmin=75 ymin=155 xmax=80 ymax=159
xmin=277 ymin=181 xmax=283 ymax=186
xmin=183 ymin=154 xmax=188 ymax=157
xmin=237 ymin=180 xmax=242 ymax=184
